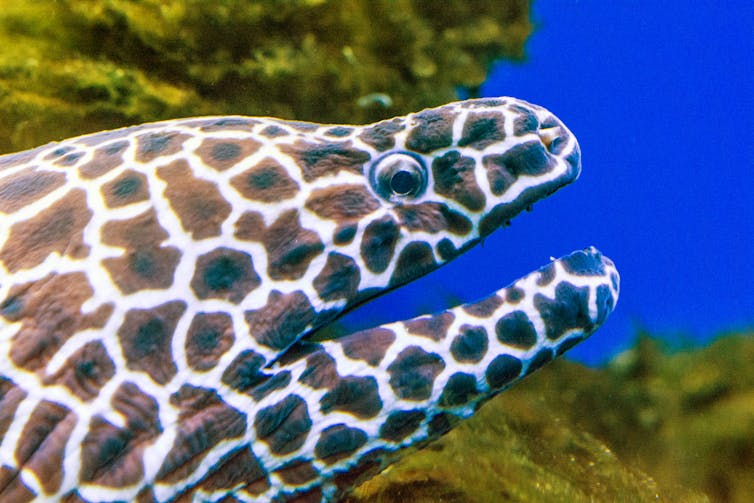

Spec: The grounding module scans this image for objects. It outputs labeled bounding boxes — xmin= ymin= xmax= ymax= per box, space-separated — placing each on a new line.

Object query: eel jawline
xmin=271 ymin=246 xmax=619 ymax=501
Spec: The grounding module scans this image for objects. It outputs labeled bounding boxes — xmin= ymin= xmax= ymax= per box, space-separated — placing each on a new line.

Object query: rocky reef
xmin=349 ymin=333 xmax=754 ymax=503
xmin=0 ymin=0 xmax=530 ymax=153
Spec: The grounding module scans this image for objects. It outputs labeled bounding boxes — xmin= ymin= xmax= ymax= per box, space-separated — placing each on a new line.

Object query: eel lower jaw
xmin=282 ymin=246 xmax=619 ymax=372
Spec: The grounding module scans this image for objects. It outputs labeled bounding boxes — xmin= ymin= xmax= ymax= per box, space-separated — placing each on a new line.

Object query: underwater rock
xmin=350 ymin=333 xmax=754 ymax=502
xmin=0 ymin=0 xmax=531 ymax=152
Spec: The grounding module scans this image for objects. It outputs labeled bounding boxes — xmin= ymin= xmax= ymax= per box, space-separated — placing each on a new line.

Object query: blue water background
xmin=340 ymin=1 xmax=754 ymax=365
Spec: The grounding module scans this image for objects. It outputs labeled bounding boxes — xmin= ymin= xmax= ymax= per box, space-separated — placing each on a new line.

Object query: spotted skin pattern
xmin=0 ymin=98 xmax=619 ymax=502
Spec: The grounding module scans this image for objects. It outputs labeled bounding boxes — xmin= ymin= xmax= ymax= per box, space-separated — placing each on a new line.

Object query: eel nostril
xmin=538 ymin=126 xmax=562 ymax=152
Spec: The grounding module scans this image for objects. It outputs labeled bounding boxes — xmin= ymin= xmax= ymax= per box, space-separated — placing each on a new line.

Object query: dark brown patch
xmin=237 ymin=209 xmax=324 ymax=280
xmin=274 ymin=459 xmax=318 ymax=485
xmin=512 ymin=106 xmax=539 ymax=136
xmin=325 ymin=126 xmax=353 ymax=137
xmin=360 ymin=215 xmax=400 ymax=273
xmin=249 ymin=371 xmax=292 ymax=402
xmin=185 ymin=312 xmax=235 ymax=371
xmin=0 ymin=378 xmax=27 ymax=440
xmin=458 ymin=112 xmax=506 ymax=150
xmin=537 ymin=262 xmax=556 ymax=286
xmin=117 ymin=301 xmax=186 ymax=384
xmin=80 ymin=382 xmax=162 ymax=487
xmin=101 ymin=169 xmax=150 ymax=208
xmin=333 ymin=224 xmax=357 ymax=245
xmin=486 ymin=354 xmax=523 ymax=389
xmin=305 ymin=184 xmax=380 ymax=222
xmin=245 ymin=290 xmax=315 ymax=350
xmin=43 ymin=340 xmax=115 ymax=401
xmin=259 ymin=124 xmax=289 ymax=138
xmin=432 ymin=151 xmax=486 ymax=211
xmin=437 ymin=237 xmax=480 ymax=262
xmin=276 ymin=343 xmax=325 ymax=368
xmin=495 ymin=311 xmax=537 ymax=349
xmin=535 ymin=282 xmax=592 ymax=341
xmin=0 ymin=189 xmax=92 ymax=272
xmin=156 ymin=385 xmax=247 ymax=483
xmin=483 ymin=155 xmax=517 ymax=196
xmin=358 ymin=118 xmax=404 ymax=151
xmin=277 ymin=340 xmax=323 ymax=367
xmin=0 ymin=168 xmax=66 ymax=214
xmin=156 ymin=159 xmax=231 ymax=239
xmin=43 ymin=145 xmax=75 ymax=161
xmin=4 ymin=272 xmax=113 ymax=372
xmin=230 ymin=157 xmax=299 ymax=202
xmin=462 ymin=294 xmax=503 ymax=317
xmin=0 ymin=465 xmax=35 ymax=502
xmin=53 ymin=150 xmax=84 ymax=167
xmin=313 ymin=252 xmax=360 ymax=301
xmin=298 ymin=352 xmax=339 ymax=390
xmin=134 ymin=487 xmax=157 ymax=503
xmin=234 ymin=210 xmax=266 ymax=241
xmin=190 ymin=247 xmax=260 ymax=303
xmin=404 ymin=312 xmax=454 ymax=341
xmin=134 ymin=131 xmax=190 ymax=163
xmin=379 ymin=410 xmax=425 ymax=442
xmin=394 ymin=203 xmax=472 ymax=235
xmin=387 ymin=346 xmax=445 ymax=401
xmin=195 ymin=137 xmax=261 ymax=171
xmin=320 ymin=376 xmax=382 ymax=419
xmin=483 ymin=141 xmax=556 ymax=195
xmin=406 ymin=108 xmax=457 ymax=153
xmin=340 ymin=327 xmax=395 ymax=366
xmin=439 ymin=372 xmax=479 ymax=407
xmin=506 ymin=286 xmax=525 ymax=304
xmin=265 ymin=210 xmax=324 ymax=280
xmin=389 ymin=241 xmax=437 ymax=287
xmin=449 ymin=325 xmax=488 ymax=363
xmin=220 ymin=350 xmax=267 ymax=392
xmin=254 ymin=395 xmax=312 ymax=455
xmin=199 ymin=445 xmax=270 ymax=495
xmin=78 ymin=140 xmax=129 ymax=178
xmin=101 ymin=209 xmax=181 ymax=293
xmin=315 ymin=424 xmax=367 ymax=465
xmin=279 ymin=140 xmax=370 ymax=182
xmin=15 ymin=400 xmax=76 ymax=494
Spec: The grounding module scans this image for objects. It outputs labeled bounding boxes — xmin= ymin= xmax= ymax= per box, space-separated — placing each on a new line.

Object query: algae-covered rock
xmin=0 ymin=0 xmax=531 ymax=152
xmin=600 ymin=334 xmax=754 ymax=503
xmin=349 ymin=333 xmax=754 ymax=502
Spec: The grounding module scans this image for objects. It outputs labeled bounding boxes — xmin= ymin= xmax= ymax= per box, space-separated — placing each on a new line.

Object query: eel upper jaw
xmin=476 ymin=119 xmax=581 ymax=240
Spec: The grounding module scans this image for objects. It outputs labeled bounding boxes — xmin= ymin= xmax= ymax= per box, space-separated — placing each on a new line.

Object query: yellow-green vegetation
xmin=0 ymin=0 xmax=530 ymax=153
xmin=350 ymin=333 xmax=754 ymax=503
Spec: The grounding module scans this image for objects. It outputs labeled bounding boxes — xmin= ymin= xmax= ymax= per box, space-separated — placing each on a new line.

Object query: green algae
xmin=349 ymin=333 xmax=754 ymax=502
xmin=0 ymin=0 xmax=530 ymax=153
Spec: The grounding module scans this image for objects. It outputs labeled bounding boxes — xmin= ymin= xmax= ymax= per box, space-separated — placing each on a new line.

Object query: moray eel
xmin=0 ymin=97 xmax=619 ymax=502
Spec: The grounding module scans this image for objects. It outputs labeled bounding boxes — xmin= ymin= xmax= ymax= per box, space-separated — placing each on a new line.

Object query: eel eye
xmin=370 ymin=152 xmax=427 ymax=201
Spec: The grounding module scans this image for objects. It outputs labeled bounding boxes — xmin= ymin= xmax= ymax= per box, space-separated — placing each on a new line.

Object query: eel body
xmin=0 ymin=97 xmax=619 ymax=501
